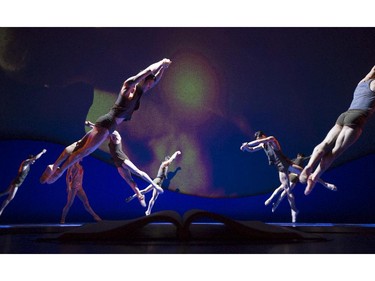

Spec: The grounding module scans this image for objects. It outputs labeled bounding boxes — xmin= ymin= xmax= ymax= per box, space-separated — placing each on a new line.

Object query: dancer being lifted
xmin=40 ymin=58 xmax=172 ymax=185
xmin=126 ymin=151 xmax=181 ymax=216
xmin=300 ymin=65 xmax=375 ymax=195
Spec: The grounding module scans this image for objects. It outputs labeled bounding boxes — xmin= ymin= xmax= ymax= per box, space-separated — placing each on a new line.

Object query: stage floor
xmin=1 ymin=222 xmax=375 ymax=254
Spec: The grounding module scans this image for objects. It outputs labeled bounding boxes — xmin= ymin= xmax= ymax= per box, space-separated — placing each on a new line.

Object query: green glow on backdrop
xmin=86 ymin=89 xmax=116 ymax=129
xmin=174 ymin=70 xmax=205 ymax=109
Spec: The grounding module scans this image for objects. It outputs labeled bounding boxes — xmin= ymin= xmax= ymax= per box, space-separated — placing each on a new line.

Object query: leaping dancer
xmin=40 ymin=58 xmax=172 ymax=185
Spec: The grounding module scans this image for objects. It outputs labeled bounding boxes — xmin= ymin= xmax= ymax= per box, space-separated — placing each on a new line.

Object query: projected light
xmin=86 ymin=89 xmax=116 ymax=126
xmin=162 ymin=51 xmax=220 ymax=123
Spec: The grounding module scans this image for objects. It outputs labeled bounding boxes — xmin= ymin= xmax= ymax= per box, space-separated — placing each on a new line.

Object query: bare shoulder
xmin=266 ymin=136 xmax=277 ymax=142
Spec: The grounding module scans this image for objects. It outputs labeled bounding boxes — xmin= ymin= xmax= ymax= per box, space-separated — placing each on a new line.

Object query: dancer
xmin=86 ymin=120 xmax=164 ymax=207
xmin=241 ymin=132 xmax=301 ymax=222
xmin=126 ymin=151 xmax=181 ymax=216
xmin=40 ymin=58 xmax=172 ymax=184
xmin=300 ymin=65 xmax=375 ymax=195
xmin=60 ymin=159 xmax=101 ymax=224
xmin=266 ymin=153 xmax=337 ymax=214
xmin=241 ymin=132 xmax=336 ymax=222
xmin=0 ymin=149 xmax=46 ymax=217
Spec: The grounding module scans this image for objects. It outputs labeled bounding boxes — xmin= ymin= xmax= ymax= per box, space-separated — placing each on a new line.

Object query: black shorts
xmin=336 ymin=109 xmax=369 ymax=129
xmin=289 ymin=173 xmax=299 ymax=184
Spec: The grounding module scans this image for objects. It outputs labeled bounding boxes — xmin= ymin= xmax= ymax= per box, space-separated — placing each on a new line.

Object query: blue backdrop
xmin=1 ymin=27 xmax=375 ymax=223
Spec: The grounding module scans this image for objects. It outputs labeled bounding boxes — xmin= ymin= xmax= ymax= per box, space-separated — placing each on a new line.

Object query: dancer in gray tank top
xmin=300 ymin=65 xmax=375 ymax=195
xmin=241 ymin=131 xmax=302 ymax=222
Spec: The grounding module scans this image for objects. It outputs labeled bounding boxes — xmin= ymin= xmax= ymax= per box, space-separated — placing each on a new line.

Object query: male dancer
xmin=300 ymin=65 xmax=375 ymax=195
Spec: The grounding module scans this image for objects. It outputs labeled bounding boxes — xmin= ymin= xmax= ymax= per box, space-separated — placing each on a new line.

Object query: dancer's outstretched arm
xmin=32 ymin=149 xmax=47 ymax=161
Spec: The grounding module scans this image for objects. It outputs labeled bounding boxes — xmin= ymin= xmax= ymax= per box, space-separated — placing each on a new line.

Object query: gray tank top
xmin=349 ymin=79 xmax=375 ymax=111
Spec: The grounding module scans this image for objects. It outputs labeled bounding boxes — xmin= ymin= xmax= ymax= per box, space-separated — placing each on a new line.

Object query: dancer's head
xmin=139 ymin=74 xmax=156 ymax=91
xmin=254 ymin=131 xmax=266 ymax=140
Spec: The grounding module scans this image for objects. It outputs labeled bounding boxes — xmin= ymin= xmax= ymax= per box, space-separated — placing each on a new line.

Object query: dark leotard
xmin=263 ymin=143 xmax=293 ymax=173
xmin=95 ymin=86 xmax=144 ymax=133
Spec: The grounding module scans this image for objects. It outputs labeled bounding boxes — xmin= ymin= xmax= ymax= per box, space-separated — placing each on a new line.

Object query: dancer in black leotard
xmin=40 ymin=58 xmax=171 ymax=185
xmin=0 ymin=149 xmax=46 ymax=217
xmin=125 ymin=151 xmax=181 ymax=216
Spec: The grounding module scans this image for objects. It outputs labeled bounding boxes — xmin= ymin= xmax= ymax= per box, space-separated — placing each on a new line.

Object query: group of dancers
xmin=1 ymin=58 xmax=374 ymax=224
xmin=1 ymin=58 xmax=180 ymax=222
xmin=241 ymin=65 xmax=375 ymax=222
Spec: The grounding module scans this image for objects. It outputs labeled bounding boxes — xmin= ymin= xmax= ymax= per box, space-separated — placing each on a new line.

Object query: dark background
xmin=1 ymin=27 xmax=375 ymax=223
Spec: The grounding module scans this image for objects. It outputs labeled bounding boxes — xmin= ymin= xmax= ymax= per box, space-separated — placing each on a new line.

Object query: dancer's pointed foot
xmin=304 ymin=177 xmax=317 ymax=195
xmin=137 ymin=194 xmax=146 ymax=207
xmin=94 ymin=215 xmax=102 ymax=222
xmin=326 ymin=183 xmax=338 ymax=191
xmin=291 ymin=209 xmax=299 ymax=223
xmin=299 ymin=167 xmax=311 ymax=184
xmin=264 ymin=198 xmax=272 ymax=206
xmin=40 ymin=164 xmax=54 ymax=184
xmin=154 ymin=184 xmax=164 ymax=194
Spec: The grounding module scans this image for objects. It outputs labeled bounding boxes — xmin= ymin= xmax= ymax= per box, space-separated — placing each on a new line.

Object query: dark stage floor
xmin=1 ymin=221 xmax=375 ymax=254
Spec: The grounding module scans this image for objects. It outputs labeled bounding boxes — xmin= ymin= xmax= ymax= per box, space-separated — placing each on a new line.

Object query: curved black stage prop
xmin=49 ymin=209 xmax=325 ymax=242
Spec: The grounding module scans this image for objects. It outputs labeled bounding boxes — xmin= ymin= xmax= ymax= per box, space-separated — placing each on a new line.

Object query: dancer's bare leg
xmin=123 ymin=159 xmax=164 ymax=193
xmin=300 ymin=124 xmax=343 ymax=184
xmin=318 ymin=179 xmax=337 ymax=191
xmin=278 ymin=171 xmax=299 ymax=222
xmin=117 ymin=167 xmax=146 ymax=207
xmin=40 ymin=143 xmax=77 ymax=184
xmin=272 ymin=182 xmax=296 ymax=213
xmin=145 ymin=189 xmax=159 ymax=216
xmin=305 ymin=126 xmax=362 ymax=195
xmin=76 ymin=189 xmax=102 ymax=222
xmin=44 ymin=127 xmax=110 ymax=184
xmin=287 ymin=193 xmax=299 ymax=223
xmin=0 ymin=186 xmax=18 ymax=217
xmin=265 ymin=185 xmax=283 ymax=206
xmin=60 ymin=189 xmax=76 ymax=224
xmin=125 ymin=183 xmax=154 ymax=203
